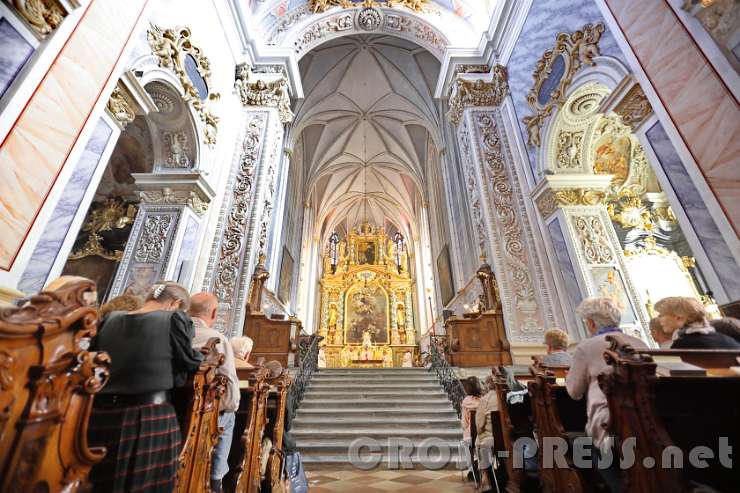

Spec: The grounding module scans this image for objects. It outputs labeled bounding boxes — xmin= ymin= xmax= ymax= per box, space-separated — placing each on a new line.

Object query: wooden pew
xmin=243 ymin=314 xmax=299 ymax=367
xmin=261 ymin=371 xmax=291 ymax=492
xmin=600 ymin=340 xmax=740 ymax=493
xmin=0 ymin=279 xmax=110 ymax=493
xmin=491 ymin=366 xmax=537 ymax=493
xmin=527 ymin=365 xmax=588 ymax=493
xmin=224 ymin=367 xmax=270 ymax=493
xmin=173 ymin=337 xmax=228 ymax=493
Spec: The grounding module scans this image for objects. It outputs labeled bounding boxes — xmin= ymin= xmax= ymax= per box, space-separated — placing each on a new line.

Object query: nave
xmin=1 ymin=0 xmax=740 ymax=491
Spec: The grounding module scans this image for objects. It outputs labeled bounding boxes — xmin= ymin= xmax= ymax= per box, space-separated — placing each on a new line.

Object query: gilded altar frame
xmin=318 ymin=223 xmax=416 ymax=367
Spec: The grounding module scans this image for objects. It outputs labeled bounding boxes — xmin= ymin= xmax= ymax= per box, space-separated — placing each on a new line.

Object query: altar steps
xmin=292 ymin=368 xmax=464 ymax=469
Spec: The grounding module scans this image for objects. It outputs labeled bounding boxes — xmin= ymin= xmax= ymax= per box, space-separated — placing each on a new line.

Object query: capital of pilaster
xmin=446 ymin=65 xmax=509 ymax=127
xmin=235 ymin=64 xmax=294 ymax=124
xmin=106 ymin=73 xmax=158 ymax=130
xmin=133 ymin=172 xmax=215 ymax=216
xmin=533 ymin=174 xmax=613 ymax=219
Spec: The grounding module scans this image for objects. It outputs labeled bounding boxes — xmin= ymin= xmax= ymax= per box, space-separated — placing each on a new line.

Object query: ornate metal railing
xmin=286 ymin=334 xmax=323 ymax=421
xmin=428 ymin=335 xmax=466 ymax=418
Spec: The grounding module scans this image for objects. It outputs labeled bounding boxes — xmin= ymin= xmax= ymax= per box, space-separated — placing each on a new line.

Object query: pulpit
xmin=242 ymin=255 xmax=300 ymax=366
xmin=445 ymin=311 xmax=512 ymax=367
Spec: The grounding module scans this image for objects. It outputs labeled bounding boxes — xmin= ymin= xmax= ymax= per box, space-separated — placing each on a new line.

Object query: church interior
xmin=0 ymin=0 xmax=739 ymax=492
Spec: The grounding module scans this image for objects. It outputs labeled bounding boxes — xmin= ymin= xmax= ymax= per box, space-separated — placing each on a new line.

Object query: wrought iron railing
xmin=286 ymin=334 xmax=323 ymax=421
xmin=428 ymin=335 xmax=466 ymax=418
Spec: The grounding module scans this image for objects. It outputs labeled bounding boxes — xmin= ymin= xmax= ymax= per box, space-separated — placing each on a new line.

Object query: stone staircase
xmin=292 ymin=368 xmax=463 ymax=469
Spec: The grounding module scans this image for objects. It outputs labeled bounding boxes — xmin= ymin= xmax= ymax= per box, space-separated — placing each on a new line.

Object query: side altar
xmin=318 ymin=223 xmax=417 ymax=368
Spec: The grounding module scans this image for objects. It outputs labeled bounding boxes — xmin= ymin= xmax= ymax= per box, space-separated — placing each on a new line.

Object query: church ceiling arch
xmin=292 ymin=34 xmax=440 ymax=243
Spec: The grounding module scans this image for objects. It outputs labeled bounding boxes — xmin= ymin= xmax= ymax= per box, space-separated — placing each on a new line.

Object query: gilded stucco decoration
xmin=106 ymin=85 xmax=136 ymax=129
xmin=572 ymin=214 xmax=614 ymax=264
xmin=522 ymin=23 xmax=605 ymax=146
xmin=682 ymin=0 xmax=740 ymax=54
xmin=556 ymin=130 xmax=584 ymax=169
xmin=447 ymin=65 xmax=509 ymax=126
xmin=310 ymin=0 xmax=429 ymax=13
xmin=536 ymin=188 xmax=606 ymax=218
xmin=613 ymin=83 xmax=653 ymax=130
xmin=69 ymin=199 xmax=137 ymax=261
xmin=234 ymin=64 xmax=294 ymax=124
xmin=146 ymin=25 xmax=220 ymax=145
xmin=9 ymin=0 xmax=69 ymax=37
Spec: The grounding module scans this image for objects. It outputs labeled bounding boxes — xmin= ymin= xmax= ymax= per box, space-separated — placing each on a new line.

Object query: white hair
xmin=231 ymin=336 xmax=254 ymax=359
xmin=576 ymin=297 xmax=622 ymax=329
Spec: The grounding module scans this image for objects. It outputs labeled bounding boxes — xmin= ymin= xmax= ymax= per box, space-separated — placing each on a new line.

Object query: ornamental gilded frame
xmin=522 ymin=23 xmax=605 ymax=147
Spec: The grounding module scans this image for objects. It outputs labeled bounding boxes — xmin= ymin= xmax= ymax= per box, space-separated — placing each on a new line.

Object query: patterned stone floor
xmin=306 ymin=468 xmax=475 ymax=492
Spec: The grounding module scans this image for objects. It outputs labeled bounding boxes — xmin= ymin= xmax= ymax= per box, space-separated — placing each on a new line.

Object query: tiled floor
xmin=306 ymin=468 xmax=476 ymax=492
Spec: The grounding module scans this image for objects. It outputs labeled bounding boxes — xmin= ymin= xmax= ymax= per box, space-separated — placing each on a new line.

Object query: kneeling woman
xmin=88 ymin=281 xmax=203 ymax=493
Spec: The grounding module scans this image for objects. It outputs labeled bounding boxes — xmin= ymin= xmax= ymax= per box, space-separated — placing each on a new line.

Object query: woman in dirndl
xmin=87 ymin=281 xmax=203 ymax=493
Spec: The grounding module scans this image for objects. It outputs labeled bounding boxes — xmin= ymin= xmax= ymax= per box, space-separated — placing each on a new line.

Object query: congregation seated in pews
xmin=467 ymin=295 xmax=739 ymax=493
xmin=0 ymin=276 xmax=297 ymax=493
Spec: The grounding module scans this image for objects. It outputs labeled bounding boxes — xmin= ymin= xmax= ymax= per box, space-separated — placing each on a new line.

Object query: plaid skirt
xmin=88 ymin=402 xmax=182 ymax=493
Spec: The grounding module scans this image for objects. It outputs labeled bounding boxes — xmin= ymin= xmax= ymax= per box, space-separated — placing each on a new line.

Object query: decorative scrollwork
xmin=106 ymin=85 xmax=136 ymax=129
xmin=309 ymin=0 xmax=429 ymax=13
xmin=613 ymin=83 xmax=653 ymax=130
xmin=573 ymin=215 xmax=614 ymax=264
xmin=9 ymin=0 xmax=67 ymax=37
xmin=286 ymin=335 xmax=323 ymax=421
xmin=133 ymin=214 xmax=173 ymax=263
xmin=522 ymin=23 xmax=605 ymax=146
xmin=428 ymin=336 xmax=465 ymax=417
xmin=447 ymin=65 xmax=509 ymax=126
xmin=235 ymin=65 xmax=294 ymax=124
xmin=147 ymin=24 xmax=220 ymax=145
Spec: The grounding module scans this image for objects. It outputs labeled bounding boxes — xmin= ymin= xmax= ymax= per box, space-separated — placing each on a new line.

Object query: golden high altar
xmin=318 ymin=223 xmax=417 ymax=368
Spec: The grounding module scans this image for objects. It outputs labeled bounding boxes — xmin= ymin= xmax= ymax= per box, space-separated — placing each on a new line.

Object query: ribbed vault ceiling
xmin=293 ymin=35 xmax=441 ymax=240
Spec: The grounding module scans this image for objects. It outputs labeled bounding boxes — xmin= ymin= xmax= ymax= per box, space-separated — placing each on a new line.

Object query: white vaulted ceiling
xmin=292 ymin=35 xmax=442 ymax=240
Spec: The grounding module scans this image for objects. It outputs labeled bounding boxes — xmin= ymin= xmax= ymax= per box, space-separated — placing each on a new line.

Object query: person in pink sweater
xmin=566 ymin=297 xmax=646 ymax=493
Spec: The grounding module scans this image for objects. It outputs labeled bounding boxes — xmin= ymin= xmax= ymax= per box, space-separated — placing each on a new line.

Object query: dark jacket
xmin=92 ymin=310 xmax=203 ymax=394
xmin=671 ymin=331 xmax=740 ymax=349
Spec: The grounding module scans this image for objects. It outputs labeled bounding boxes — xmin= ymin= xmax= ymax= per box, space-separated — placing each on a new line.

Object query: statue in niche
xmin=340 ymin=345 xmax=351 ymax=367
xmin=327 ymin=302 xmax=338 ymax=332
xmin=402 ymin=350 xmax=414 ymax=368
xmin=396 ymin=302 xmax=406 ymax=331
xmin=382 ymin=346 xmax=394 ymax=368
xmin=317 ymin=346 xmax=327 ymax=368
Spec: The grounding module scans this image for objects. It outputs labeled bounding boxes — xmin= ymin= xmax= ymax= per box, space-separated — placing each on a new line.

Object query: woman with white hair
xmin=565 ymin=297 xmax=646 ymax=493
xmin=231 ymin=336 xmax=255 ymax=368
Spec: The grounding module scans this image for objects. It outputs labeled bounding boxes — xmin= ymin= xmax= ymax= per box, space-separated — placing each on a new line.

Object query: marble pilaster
xmin=533 ymin=175 xmax=649 ymax=338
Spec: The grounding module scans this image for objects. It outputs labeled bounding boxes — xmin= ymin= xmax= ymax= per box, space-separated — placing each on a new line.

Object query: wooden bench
xmin=173 ymin=337 xmax=228 ymax=493
xmin=262 ymin=371 xmax=291 ymax=491
xmin=224 ymin=367 xmax=270 ymax=493
xmin=527 ymin=365 xmax=589 ymax=493
xmin=0 ymin=279 xmax=110 ymax=493
xmin=492 ymin=366 xmax=538 ymax=493
xmin=600 ymin=340 xmax=740 ymax=493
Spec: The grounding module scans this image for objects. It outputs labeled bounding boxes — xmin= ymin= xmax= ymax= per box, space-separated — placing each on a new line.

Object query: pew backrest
xmin=0 ymin=280 xmax=110 ymax=493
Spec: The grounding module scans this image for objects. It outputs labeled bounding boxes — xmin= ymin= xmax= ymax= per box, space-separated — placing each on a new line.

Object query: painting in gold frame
xmin=344 ymin=284 xmax=389 ymax=344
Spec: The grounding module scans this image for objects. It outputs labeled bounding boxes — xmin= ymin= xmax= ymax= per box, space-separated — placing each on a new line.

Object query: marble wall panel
xmin=0 ymin=17 xmax=34 ymax=99
xmin=17 ymin=119 xmax=114 ymax=294
xmin=604 ymin=0 xmax=740 ymax=233
xmin=174 ymin=214 xmax=199 ymax=287
xmin=0 ymin=0 xmax=148 ymax=270
xmin=547 ymin=217 xmax=583 ymax=314
xmin=646 ymin=122 xmax=740 ymax=300
xmin=507 ymin=0 xmax=625 ymax=178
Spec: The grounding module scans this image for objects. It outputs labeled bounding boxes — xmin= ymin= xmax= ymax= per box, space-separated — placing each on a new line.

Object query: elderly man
xmin=189 ymin=292 xmax=240 ymax=493
xmin=566 ymin=297 xmax=646 ymax=493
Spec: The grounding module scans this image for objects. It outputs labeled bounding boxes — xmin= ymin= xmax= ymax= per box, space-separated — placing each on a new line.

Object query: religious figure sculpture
xmin=327 ymin=302 xmax=338 ymax=332
xmin=317 ymin=347 xmax=327 ymax=368
xmin=402 ymin=350 xmax=414 ymax=368
xmin=396 ymin=302 xmax=406 ymax=330
xmin=382 ymin=346 xmax=394 ymax=368
xmin=361 ymin=329 xmax=374 ymax=360
xmin=339 ymin=345 xmax=351 ymax=367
